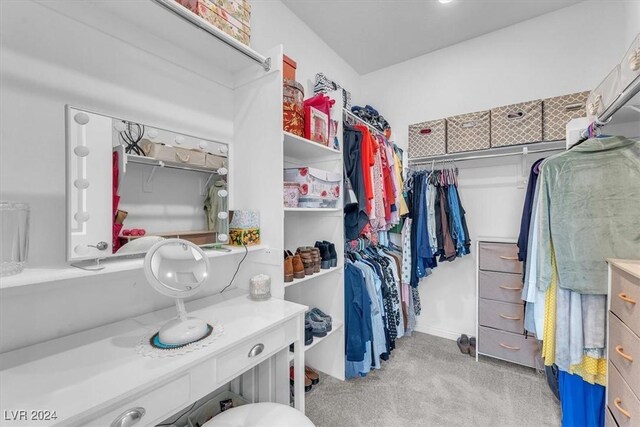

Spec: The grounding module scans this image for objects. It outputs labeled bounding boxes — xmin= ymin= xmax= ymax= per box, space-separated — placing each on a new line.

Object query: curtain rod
xmin=408 ymin=145 xmax=564 ymax=166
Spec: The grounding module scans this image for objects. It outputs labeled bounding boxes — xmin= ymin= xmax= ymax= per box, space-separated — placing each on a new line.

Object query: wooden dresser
xmin=476 ymin=239 xmax=539 ymax=368
xmin=606 ymin=259 xmax=640 ymax=427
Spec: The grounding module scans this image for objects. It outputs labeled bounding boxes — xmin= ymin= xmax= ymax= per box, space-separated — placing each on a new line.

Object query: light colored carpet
xmin=305 ymin=332 xmax=561 ymax=427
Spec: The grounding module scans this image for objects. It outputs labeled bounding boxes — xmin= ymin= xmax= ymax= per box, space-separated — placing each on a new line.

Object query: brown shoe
xmin=310 ymin=247 xmax=321 ymax=273
xmin=284 ymin=252 xmax=294 ymax=283
xmin=292 ymin=254 xmax=305 ymax=279
xmin=305 ymin=366 xmax=319 ymax=385
xmin=297 ymin=247 xmax=314 ymax=275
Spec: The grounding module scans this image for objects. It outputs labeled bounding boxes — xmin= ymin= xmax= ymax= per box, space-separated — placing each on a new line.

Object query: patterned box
xmin=490 ymin=100 xmax=542 ymax=147
xmin=283 ymin=167 xmax=341 ymax=199
xmin=229 ymin=210 xmax=260 ymax=228
xmin=446 ymin=111 xmax=491 ymax=153
xmin=175 ymin=0 xmax=250 ymax=45
xmin=542 ymin=91 xmax=589 ymax=141
xmin=211 ymin=0 xmax=251 ymax=26
xmin=229 ymin=228 xmax=260 ymax=246
xmin=408 ymin=119 xmax=446 ymax=158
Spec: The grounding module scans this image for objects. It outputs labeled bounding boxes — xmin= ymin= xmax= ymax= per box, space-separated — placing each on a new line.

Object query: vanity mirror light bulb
xmin=175 ymin=135 xmax=185 ymax=145
xmin=74 ymin=245 xmax=89 ymax=255
xmin=218 ymin=234 xmax=228 ymax=242
xmin=217 ymin=167 xmax=228 ymax=176
xmin=74 ymin=178 xmax=90 ymax=189
xmin=199 ymin=141 xmax=208 ymax=149
xmin=218 ymin=189 xmax=228 ymax=198
xmin=147 ymin=129 xmax=159 ymax=139
xmin=74 ymin=112 xmax=90 ymax=125
xmin=218 ymin=146 xmax=228 ymax=154
xmin=75 ymin=211 xmax=90 ymax=222
xmin=74 ymin=146 xmax=90 ymax=157
xmin=217 ymin=212 xmax=228 ymax=219
xmin=114 ymin=121 xmax=127 ymax=132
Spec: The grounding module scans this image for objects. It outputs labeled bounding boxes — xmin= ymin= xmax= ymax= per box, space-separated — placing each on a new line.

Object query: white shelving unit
xmin=288 ymin=321 xmax=345 ymax=362
xmin=282 ymin=90 xmax=345 ymax=381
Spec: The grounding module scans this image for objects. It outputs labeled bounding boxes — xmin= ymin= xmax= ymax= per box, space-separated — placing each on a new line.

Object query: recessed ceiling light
xmin=439 ymin=0 xmax=453 ymax=3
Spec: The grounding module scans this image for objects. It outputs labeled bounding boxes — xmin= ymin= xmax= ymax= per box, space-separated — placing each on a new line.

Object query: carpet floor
xmin=305 ymin=332 xmax=561 ymax=427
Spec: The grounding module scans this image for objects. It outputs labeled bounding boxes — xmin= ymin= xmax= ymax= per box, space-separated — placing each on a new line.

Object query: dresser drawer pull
xmin=618 ymin=292 xmax=637 ymax=304
xmin=499 ymin=343 xmax=520 ymax=351
xmin=499 ymin=314 xmax=522 ymax=321
xmin=614 ymin=398 xmax=632 ymax=419
xmin=499 ymin=285 xmax=523 ymax=291
xmin=615 ymin=345 xmax=634 ymax=362
xmin=110 ymin=407 xmax=145 ymax=427
xmin=248 ymin=343 xmax=265 ymax=358
xmin=499 ymin=256 xmax=519 ymax=261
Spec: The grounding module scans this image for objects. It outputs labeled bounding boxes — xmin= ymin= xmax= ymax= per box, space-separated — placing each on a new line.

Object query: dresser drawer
xmin=479 ymin=299 xmax=525 ymax=334
xmin=611 ymin=267 xmax=640 ymax=337
xmin=479 ymin=270 xmax=524 ymax=304
xmin=608 ymin=362 xmax=640 ymax=427
xmin=478 ymin=326 xmax=538 ymax=368
xmin=87 ymin=374 xmax=191 ymax=427
xmin=216 ymin=320 xmax=293 ymax=384
xmin=606 ymin=406 xmax=619 ymax=427
xmin=609 ymin=313 xmax=640 ymax=399
xmin=479 ymin=242 xmax=523 ymax=274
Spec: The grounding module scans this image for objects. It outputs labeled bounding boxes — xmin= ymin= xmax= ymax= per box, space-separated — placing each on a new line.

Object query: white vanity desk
xmin=0 ymin=289 xmax=307 ymax=426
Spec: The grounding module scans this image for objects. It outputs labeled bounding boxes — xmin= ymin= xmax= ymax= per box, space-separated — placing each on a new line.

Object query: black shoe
xmin=315 ymin=241 xmax=331 ymax=269
xmin=305 ymin=321 xmax=313 ymax=345
xmin=323 ymin=240 xmax=337 ymax=267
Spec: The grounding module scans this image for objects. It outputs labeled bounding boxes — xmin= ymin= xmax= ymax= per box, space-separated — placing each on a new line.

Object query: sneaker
xmin=305 ymin=312 xmax=328 ymax=337
xmin=310 ymin=307 xmax=332 ymax=326
xmin=308 ymin=311 xmax=332 ymax=333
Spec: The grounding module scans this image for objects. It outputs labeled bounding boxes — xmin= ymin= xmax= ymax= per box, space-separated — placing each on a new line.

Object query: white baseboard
xmin=414 ymin=325 xmax=466 ymax=341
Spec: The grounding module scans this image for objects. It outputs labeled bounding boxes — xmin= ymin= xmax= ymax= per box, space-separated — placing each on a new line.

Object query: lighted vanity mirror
xmin=66 ymin=106 xmax=230 ymax=263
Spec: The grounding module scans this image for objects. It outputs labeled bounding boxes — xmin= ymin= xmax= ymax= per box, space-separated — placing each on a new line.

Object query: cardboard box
xmin=211 ymin=0 xmax=251 ymax=26
xmin=175 ymin=0 xmax=250 ymax=45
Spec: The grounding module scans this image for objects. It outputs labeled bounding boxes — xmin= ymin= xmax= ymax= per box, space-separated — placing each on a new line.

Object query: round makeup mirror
xmin=144 ymin=239 xmax=211 ymax=347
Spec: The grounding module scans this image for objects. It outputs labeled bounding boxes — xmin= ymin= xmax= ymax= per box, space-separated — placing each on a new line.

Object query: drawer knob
xmin=248 ymin=343 xmax=264 ymax=358
xmin=618 ymin=292 xmax=637 ymax=305
xmin=499 ymin=343 xmax=520 ymax=351
xmin=499 ymin=285 xmax=522 ymax=291
xmin=110 ymin=407 xmax=145 ymax=427
xmin=499 ymin=314 xmax=521 ymax=321
xmin=615 ymin=345 xmax=634 ymax=362
xmin=614 ymin=398 xmax=632 ymax=419
xmin=499 ymin=256 xmax=519 ymax=261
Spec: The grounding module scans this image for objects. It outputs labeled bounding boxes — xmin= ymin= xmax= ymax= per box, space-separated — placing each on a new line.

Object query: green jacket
xmin=537 ymin=136 xmax=640 ymax=295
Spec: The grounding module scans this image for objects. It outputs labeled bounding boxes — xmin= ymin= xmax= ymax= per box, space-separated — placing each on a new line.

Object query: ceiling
xmin=281 ymin=0 xmax=581 ymax=74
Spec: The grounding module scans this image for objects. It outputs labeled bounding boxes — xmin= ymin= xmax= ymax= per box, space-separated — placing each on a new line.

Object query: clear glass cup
xmin=1 ymin=202 xmax=30 ymax=276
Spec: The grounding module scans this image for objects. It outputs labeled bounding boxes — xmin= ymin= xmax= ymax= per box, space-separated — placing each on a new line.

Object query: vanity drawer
xmin=478 ymin=326 xmax=539 ymax=368
xmin=478 ymin=270 xmax=524 ymax=304
xmin=611 ymin=267 xmax=640 ymax=337
xmin=608 ymin=362 xmax=640 ymax=427
xmin=609 ymin=313 xmax=640 ymax=399
xmin=479 ymin=242 xmax=523 ymax=274
xmin=479 ymin=299 xmax=525 ymax=334
xmin=87 ymin=374 xmax=191 ymax=427
xmin=216 ymin=319 xmax=293 ymax=384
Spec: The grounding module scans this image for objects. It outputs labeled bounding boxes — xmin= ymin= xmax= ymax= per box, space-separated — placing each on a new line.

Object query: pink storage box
xmin=283 ymin=167 xmax=341 ymax=199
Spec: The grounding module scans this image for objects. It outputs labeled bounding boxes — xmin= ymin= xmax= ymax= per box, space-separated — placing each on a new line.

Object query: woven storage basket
xmin=491 ymin=100 xmax=542 ymax=147
xmin=446 ymin=111 xmax=490 ymax=153
xmin=542 ymin=91 xmax=589 ymax=141
xmin=408 ymin=119 xmax=446 ymax=158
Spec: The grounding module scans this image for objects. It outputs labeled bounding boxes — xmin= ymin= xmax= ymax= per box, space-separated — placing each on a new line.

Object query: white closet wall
xmin=360 ymin=1 xmax=640 ymax=340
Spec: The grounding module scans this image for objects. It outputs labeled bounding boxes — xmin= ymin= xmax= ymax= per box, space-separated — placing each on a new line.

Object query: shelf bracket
xmin=142 ymin=161 xmax=164 ymax=193
xmin=519 ymin=147 xmax=528 ymax=189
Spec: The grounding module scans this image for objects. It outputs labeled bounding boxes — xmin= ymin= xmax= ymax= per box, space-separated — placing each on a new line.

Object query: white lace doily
xmin=136 ymin=322 xmax=224 ymax=358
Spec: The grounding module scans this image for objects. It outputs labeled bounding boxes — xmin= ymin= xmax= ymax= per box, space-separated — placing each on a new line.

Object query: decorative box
xmin=283 ymin=79 xmax=304 ymax=136
xmin=283 ymin=167 xmax=341 ymax=199
xmin=210 ymin=0 xmax=251 ymax=26
xmin=491 ymin=100 xmax=543 ymax=147
xmin=446 ymin=111 xmax=491 ymax=153
xmin=175 ymin=0 xmax=250 ymax=45
xmin=620 ymin=33 xmax=640 ymax=92
xmin=542 ymin=91 xmax=589 ymax=141
xmin=283 ymin=182 xmax=300 ymax=208
xmin=229 ymin=228 xmax=260 ymax=246
xmin=229 ymin=209 xmax=260 ymax=228
xmin=408 ymin=119 xmax=446 ymax=158
xmin=304 ymin=106 xmax=329 ymax=145
xmin=283 ymin=55 xmax=297 ymax=81
xmin=586 ymin=65 xmax=621 ymax=122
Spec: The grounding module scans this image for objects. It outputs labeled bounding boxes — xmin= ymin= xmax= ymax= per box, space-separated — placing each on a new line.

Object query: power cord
xmin=219 ymin=243 xmax=248 ymax=294
xmin=155 ymin=400 xmax=197 ymax=426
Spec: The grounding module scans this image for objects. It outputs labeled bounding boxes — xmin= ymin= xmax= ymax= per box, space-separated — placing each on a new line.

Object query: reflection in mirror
xmin=65 ymin=106 xmax=231 ymax=263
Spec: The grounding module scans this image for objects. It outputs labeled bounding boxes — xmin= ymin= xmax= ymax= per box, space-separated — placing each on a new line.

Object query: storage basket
xmin=283 ymin=79 xmax=304 ymax=137
xmin=586 ymin=65 xmax=621 ymax=122
xmin=283 ymin=167 xmax=341 ymax=199
xmin=408 ymin=119 xmax=446 ymax=158
xmin=187 ymin=391 xmax=249 ymax=427
xmin=542 ymin=91 xmax=589 ymax=141
xmin=620 ymin=33 xmax=640 ymax=92
xmin=446 ymin=111 xmax=490 ymax=153
xmin=205 ymin=153 xmax=227 ymax=170
xmin=490 ymin=100 xmax=542 ymax=147
xmin=140 ymin=139 xmax=207 ymax=168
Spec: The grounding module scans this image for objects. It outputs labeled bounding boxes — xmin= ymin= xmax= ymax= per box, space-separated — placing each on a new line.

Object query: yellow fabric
xmin=392 ymin=150 xmax=409 ymax=216
xmin=542 ymin=244 xmax=607 ymax=386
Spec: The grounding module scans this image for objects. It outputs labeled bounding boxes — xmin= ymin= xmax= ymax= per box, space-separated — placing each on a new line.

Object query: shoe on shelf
xmin=305 ymin=367 xmax=319 ymax=385
xmin=288 ymin=251 xmax=305 ymax=279
xmin=305 ymin=312 xmax=328 ymax=337
xmin=309 ymin=308 xmax=332 ymax=326
xmin=469 ymin=336 xmax=476 ymax=357
xmin=290 ymin=366 xmax=312 ymax=392
xmin=315 ymin=242 xmax=332 ymax=270
xmin=309 ymin=247 xmax=321 ymax=273
xmin=456 ymin=334 xmax=470 ymax=354
xmin=284 ymin=251 xmax=294 ymax=283
xmin=323 ymin=241 xmax=338 ymax=267
xmin=308 ymin=310 xmax=332 ymax=332
xmin=305 ymin=321 xmax=313 ymax=345
xmin=296 ymin=247 xmax=315 ymax=276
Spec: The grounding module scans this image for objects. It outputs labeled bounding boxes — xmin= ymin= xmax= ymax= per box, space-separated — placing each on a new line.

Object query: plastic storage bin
xmin=446 ymin=111 xmax=491 ymax=153
xmin=408 ymin=119 xmax=446 ymax=158
xmin=491 ymin=100 xmax=543 ymax=147
xmin=187 ymin=391 xmax=249 ymax=427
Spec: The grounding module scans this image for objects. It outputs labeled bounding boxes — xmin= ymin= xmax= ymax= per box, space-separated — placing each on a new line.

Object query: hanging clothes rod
xmin=408 ymin=142 xmax=565 ymax=166
xmin=342 ymin=109 xmax=386 ymax=137
xmin=151 ymin=0 xmax=271 ymax=71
